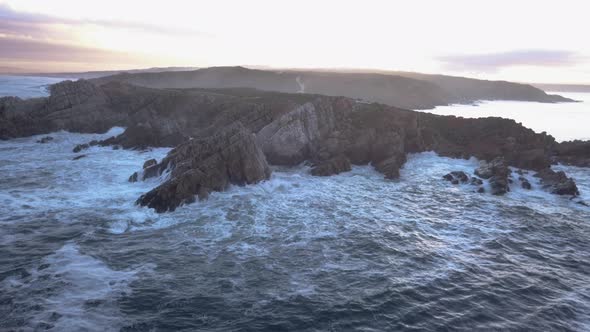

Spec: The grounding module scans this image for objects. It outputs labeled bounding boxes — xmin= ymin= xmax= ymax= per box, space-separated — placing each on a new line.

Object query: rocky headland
xmin=1 ymin=78 xmax=587 ymax=212
xmin=91 ymin=66 xmax=574 ymax=110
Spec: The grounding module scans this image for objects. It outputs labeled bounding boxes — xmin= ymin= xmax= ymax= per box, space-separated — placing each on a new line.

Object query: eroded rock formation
xmin=135 ymin=123 xmax=271 ymax=212
xmin=2 ymin=78 xmax=588 ymax=212
xmin=554 ymin=141 xmax=590 ymax=167
xmin=534 ymin=169 xmax=579 ymax=196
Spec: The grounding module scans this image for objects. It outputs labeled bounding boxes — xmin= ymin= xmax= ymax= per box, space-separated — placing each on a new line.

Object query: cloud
xmin=438 ymin=50 xmax=582 ymax=72
xmin=0 ymin=3 xmax=208 ymax=37
xmin=0 ymin=37 xmax=146 ymax=65
xmin=0 ymin=3 xmax=194 ymax=71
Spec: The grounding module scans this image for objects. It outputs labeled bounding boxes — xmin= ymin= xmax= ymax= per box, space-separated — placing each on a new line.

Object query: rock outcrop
xmin=443 ymin=171 xmax=469 ymax=184
xmin=143 ymin=159 xmax=157 ymax=169
xmin=36 ymin=136 xmax=54 ymax=144
xmin=311 ymin=156 xmax=352 ymax=176
xmin=519 ymin=177 xmax=532 ymax=190
xmin=534 ymin=169 xmax=579 ymax=196
xmin=2 ymin=78 xmax=587 ymax=212
xmin=475 ymin=158 xmax=511 ymax=195
xmin=418 ymin=115 xmax=555 ymax=171
xmin=135 ymin=123 xmax=271 ymax=212
xmin=554 ymin=140 xmax=590 ymax=167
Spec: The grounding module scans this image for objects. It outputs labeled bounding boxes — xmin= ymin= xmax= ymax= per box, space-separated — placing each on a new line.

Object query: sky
xmin=0 ymin=0 xmax=589 ymax=84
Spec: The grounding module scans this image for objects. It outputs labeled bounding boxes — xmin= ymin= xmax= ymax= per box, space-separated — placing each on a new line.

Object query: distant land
xmin=1 ymin=66 xmax=579 ymax=109
xmin=532 ymin=83 xmax=590 ymax=93
xmin=20 ymin=67 xmax=200 ymax=80
xmin=89 ymin=66 xmax=573 ymax=110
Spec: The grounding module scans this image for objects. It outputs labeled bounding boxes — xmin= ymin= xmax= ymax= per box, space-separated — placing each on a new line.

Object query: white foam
xmin=26 ymin=243 xmax=153 ymax=331
xmin=0 ymin=128 xmax=169 ymax=233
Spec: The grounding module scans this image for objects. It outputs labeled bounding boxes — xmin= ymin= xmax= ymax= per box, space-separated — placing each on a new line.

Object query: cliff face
xmin=136 ymin=123 xmax=271 ymax=212
xmin=1 ymin=79 xmax=585 ymax=211
xmin=91 ymin=67 xmax=573 ymax=110
xmin=1 ymin=79 xmax=564 ymax=170
xmin=389 ymin=72 xmax=573 ymax=104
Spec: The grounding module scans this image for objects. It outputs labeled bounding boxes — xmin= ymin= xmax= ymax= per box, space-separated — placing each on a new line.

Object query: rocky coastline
xmin=1 ymin=79 xmax=588 ymax=212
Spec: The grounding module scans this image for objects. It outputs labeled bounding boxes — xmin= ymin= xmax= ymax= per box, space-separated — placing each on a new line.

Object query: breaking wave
xmin=1 ymin=129 xmax=590 ymax=330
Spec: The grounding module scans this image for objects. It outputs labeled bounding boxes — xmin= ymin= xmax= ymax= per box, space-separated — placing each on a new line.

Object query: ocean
xmin=0 ymin=76 xmax=66 ymax=99
xmin=1 ymin=76 xmax=589 ymax=331
xmin=426 ymin=93 xmax=590 ymax=142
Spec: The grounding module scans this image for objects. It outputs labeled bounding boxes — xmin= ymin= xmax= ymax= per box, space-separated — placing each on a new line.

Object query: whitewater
xmin=1 ymin=77 xmax=590 ymax=331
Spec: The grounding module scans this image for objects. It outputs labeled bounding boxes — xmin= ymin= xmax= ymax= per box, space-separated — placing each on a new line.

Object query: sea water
xmin=1 ymin=78 xmax=589 ymax=331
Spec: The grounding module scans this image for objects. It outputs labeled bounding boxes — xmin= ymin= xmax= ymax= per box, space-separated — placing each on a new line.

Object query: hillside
xmin=91 ymin=66 xmax=573 ymax=110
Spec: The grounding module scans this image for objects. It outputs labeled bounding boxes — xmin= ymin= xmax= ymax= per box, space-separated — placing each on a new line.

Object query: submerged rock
xmin=143 ymin=159 xmax=157 ymax=169
xmin=73 ymin=140 xmax=100 ymax=153
xmin=128 ymin=172 xmax=139 ymax=183
xmin=534 ymin=169 xmax=579 ymax=196
xmin=470 ymin=177 xmax=483 ymax=186
xmin=36 ymin=136 xmax=54 ymax=144
xmin=443 ymin=171 xmax=469 ymax=184
xmin=136 ymin=123 xmax=271 ymax=212
xmin=519 ymin=177 xmax=532 ymax=190
xmin=373 ymin=153 xmax=407 ymax=179
xmin=72 ymin=154 xmax=87 ymax=160
xmin=73 ymin=143 xmax=89 ymax=153
xmin=452 ymin=171 xmax=469 ymax=183
xmin=475 ymin=158 xmax=510 ymax=195
xmin=311 ymin=156 xmax=351 ymax=176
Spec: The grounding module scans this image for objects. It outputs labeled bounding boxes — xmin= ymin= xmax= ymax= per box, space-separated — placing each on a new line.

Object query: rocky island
xmin=1 ymin=74 xmax=587 ymax=212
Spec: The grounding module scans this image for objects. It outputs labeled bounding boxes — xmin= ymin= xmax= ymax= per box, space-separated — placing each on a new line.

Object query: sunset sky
xmin=1 ymin=0 xmax=588 ymax=83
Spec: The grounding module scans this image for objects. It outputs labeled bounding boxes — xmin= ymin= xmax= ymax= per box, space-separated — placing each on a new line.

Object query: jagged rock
xmin=143 ymin=159 xmax=157 ymax=169
xmin=72 ymin=154 xmax=87 ymax=160
xmin=256 ymin=103 xmax=322 ymax=165
xmin=311 ymin=156 xmax=351 ymax=176
xmin=98 ymin=124 xmax=187 ymax=150
xmin=475 ymin=158 xmax=509 ymax=179
xmin=73 ymin=143 xmax=89 ymax=153
xmin=73 ymin=140 xmax=100 ymax=153
xmin=470 ymin=177 xmax=483 ymax=186
xmin=519 ymin=177 xmax=532 ymax=190
xmin=2 ymin=77 xmax=588 ymax=205
xmin=474 ymin=158 xmax=511 ymax=195
xmin=452 ymin=171 xmax=469 ymax=182
xmin=490 ymin=177 xmax=510 ymax=195
xmin=555 ymin=140 xmax=590 ymax=167
xmin=136 ymin=123 xmax=271 ymax=212
xmin=374 ymin=153 xmax=407 ymax=179
xmin=418 ymin=114 xmax=556 ymax=171
xmin=443 ymin=171 xmax=469 ymax=184
xmin=36 ymin=136 xmax=54 ymax=144
xmin=129 ymin=172 xmax=139 ymax=183
xmin=255 ymin=98 xmax=414 ymax=180
xmin=534 ymin=169 xmax=579 ymax=196
xmin=477 ymin=187 xmax=485 ymax=193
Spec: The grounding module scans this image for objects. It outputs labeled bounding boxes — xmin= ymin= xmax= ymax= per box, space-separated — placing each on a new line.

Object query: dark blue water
xmin=1 ymin=129 xmax=589 ymax=331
